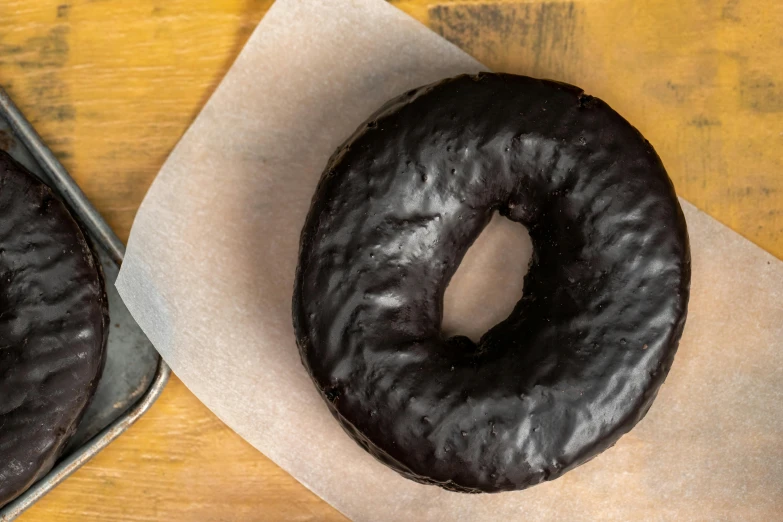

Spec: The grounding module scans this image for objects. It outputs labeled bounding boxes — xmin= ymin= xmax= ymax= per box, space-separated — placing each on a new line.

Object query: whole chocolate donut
xmin=293 ymin=73 xmax=690 ymax=493
xmin=0 ymin=151 xmax=108 ymax=507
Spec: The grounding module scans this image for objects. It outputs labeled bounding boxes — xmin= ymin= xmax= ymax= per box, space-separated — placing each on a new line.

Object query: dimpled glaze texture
xmin=0 ymin=151 xmax=108 ymax=507
xmin=293 ymin=74 xmax=690 ymax=493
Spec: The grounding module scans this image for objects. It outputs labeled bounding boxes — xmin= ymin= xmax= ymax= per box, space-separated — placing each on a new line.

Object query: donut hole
xmin=442 ymin=212 xmax=533 ymax=343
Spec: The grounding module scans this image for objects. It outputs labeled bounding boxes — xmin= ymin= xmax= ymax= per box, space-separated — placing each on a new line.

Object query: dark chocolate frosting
xmin=0 ymin=151 xmax=108 ymax=507
xmin=293 ymin=73 xmax=690 ymax=492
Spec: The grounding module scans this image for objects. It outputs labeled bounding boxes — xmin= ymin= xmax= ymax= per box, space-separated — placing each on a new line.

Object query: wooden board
xmin=0 ymin=0 xmax=779 ymax=520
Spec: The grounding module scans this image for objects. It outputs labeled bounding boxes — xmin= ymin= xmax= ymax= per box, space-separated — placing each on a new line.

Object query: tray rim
xmin=0 ymin=86 xmax=171 ymax=521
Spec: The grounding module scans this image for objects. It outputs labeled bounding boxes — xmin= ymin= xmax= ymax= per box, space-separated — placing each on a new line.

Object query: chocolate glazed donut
xmin=293 ymin=73 xmax=690 ymax=493
xmin=0 ymin=151 xmax=108 ymax=507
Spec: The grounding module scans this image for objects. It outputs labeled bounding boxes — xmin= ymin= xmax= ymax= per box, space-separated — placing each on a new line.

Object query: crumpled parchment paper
xmin=115 ymin=0 xmax=783 ymax=519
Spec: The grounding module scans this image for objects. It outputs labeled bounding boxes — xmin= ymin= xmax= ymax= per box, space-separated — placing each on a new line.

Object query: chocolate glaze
xmin=0 ymin=151 xmax=108 ymax=507
xmin=293 ymin=74 xmax=690 ymax=493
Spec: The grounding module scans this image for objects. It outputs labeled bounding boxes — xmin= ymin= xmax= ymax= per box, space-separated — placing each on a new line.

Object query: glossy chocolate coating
xmin=293 ymin=74 xmax=690 ymax=493
xmin=0 ymin=151 xmax=108 ymax=507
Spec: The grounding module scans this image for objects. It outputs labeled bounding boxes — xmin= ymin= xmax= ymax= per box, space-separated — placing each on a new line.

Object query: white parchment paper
xmin=116 ymin=0 xmax=783 ymax=519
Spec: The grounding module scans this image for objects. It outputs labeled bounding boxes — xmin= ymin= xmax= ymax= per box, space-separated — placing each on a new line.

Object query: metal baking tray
xmin=0 ymin=86 xmax=170 ymax=521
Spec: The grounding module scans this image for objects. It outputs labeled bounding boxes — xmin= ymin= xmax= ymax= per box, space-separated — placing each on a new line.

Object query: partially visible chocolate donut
xmin=293 ymin=73 xmax=690 ymax=493
xmin=0 ymin=151 xmax=108 ymax=507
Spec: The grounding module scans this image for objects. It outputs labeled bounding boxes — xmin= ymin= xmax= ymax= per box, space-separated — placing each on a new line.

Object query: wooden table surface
xmin=1 ymin=0 xmax=780 ymax=520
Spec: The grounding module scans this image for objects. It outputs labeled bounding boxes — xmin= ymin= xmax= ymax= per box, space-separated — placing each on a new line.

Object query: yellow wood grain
xmin=0 ymin=0 xmax=779 ymax=520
